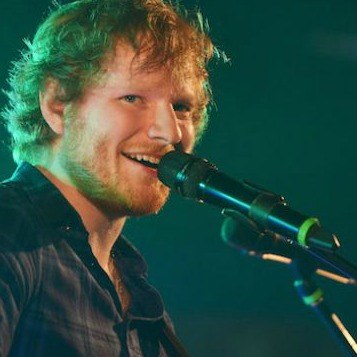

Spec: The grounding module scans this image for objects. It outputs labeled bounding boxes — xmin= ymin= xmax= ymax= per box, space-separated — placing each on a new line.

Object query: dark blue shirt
xmin=0 ymin=163 xmax=180 ymax=356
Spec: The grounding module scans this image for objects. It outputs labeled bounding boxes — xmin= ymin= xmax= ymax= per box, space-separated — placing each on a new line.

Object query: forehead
xmin=101 ymin=40 xmax=201 ymax=97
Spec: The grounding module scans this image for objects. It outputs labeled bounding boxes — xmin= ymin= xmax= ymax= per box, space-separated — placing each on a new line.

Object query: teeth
xmin=127 ymin=154 xmax=160 ymax=164
xmin=142 ymin=155 xmax=159 ymax=164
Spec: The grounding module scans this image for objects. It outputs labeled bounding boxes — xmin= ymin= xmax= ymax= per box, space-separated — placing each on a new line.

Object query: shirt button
xmin=60 ymin=225 xmax=72 ymax=233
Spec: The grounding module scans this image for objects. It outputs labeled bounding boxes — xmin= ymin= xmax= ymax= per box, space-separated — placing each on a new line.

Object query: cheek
xmin=180 ymin=122 xmax=196 ymax=153
xmin=87 ymin=105 xmax=142 ymax=141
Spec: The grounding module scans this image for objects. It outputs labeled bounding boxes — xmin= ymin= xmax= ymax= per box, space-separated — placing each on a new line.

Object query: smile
xmin=122 ymin=153 xmax=160 ymax=169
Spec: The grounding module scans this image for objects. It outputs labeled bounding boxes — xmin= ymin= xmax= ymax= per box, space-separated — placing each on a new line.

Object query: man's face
xmin=56 ymin=41 xmax=198 ymax=216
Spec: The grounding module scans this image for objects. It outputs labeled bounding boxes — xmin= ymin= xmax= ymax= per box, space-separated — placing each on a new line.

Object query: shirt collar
xmin=8 ymin=162 xmax=151 ymax=275
xmin=7 ymin=162 xmax=86 ymax=234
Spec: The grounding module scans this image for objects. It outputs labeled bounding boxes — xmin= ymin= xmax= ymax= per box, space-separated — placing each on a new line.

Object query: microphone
xmin=157 ymin=151 xmax=340 ymax=251
xmin=221 ymin=213 xmax=356 ymax=285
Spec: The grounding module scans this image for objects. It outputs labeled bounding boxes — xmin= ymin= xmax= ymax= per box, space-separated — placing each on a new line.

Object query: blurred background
xmin=1 ymin=0 xmax=356 ymax=355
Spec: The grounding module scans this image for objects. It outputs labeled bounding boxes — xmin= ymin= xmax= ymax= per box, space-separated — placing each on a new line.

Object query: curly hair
xmin=2 ymin=0 xmax=220 ymax=164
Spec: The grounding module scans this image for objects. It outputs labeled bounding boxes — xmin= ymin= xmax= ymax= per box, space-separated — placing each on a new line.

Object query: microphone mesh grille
xmin=158 ymin=151 xmax=216 ymax=199
xmin=157 ymin=151 xmax=193 ymax=190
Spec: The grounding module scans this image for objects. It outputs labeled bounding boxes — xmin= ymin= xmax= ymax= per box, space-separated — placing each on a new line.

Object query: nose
xmin=147 ymin=103 xmax=182 ymax=145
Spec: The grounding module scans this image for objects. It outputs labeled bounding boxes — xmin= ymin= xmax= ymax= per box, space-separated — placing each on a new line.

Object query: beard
xmin=57 ymin=113 xmax=170 ymax=218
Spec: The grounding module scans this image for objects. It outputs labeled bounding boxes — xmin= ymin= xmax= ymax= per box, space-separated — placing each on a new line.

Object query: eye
xmin=123 ymin=95 xmax=139 ymax=103
xmin=173 ymin=102 xmax=194 ymax=121
xmin=173 ymin=102 xmax=191 ymax=113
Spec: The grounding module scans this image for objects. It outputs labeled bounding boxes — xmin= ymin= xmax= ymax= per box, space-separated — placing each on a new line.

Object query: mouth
xmin=122 ymin=152 xmax=160 ymax=169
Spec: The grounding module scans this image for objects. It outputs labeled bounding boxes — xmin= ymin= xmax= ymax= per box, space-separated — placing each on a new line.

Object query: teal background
xmin=1 ymin=1 xmax=356 ymax=355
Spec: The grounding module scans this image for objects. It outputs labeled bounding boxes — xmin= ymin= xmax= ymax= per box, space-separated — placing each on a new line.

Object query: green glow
xmin=294 ymin=280 xmax=324 ymax=306
xmin=302 ymin=289 xmax=323 ymax=306
xmin=297 ymin=217 xmax=319 ymax=247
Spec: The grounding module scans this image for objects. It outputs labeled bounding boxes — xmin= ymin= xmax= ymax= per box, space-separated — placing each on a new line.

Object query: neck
xmin=37 ymin=165 xmax=126 ymax=271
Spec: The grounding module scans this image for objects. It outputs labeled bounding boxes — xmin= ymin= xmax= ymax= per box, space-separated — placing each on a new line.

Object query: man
xmin=0 ymin=0 xmax=218 ymax=355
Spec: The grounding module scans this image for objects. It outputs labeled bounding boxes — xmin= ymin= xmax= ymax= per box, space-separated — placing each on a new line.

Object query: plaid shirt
xmin=0 ymin=163 xmax=177 ymax=356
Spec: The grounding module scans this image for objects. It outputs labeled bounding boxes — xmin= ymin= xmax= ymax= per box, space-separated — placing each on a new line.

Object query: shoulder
xmin=0 ymin=180 xmax=33 ymax=222
xmin=0 ymin=181 xmax=42 ymax=251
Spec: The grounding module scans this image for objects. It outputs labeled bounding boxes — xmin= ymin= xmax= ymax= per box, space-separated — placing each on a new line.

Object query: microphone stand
xmin=303 ymin=246 xmax=357 ymax=282
xmin=222 ymin=208 xmax=357 ymax=282
xmin=291 ymin=258 xmax=357 ymax=356
xmin=221 ymin=209 xmax=357 ymax=354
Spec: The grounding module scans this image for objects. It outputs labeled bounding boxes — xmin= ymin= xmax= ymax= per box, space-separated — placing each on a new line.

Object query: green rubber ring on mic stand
xmin=293 ymin=280 xmax=324 ymax=306
xmin=303 ymin=288 xmax=323 ymax=306
xmin=297 ymin=217 xmax=319 ymax=247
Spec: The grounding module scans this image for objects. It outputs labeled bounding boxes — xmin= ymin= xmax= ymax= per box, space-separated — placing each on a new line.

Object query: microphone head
xmin=157 ymin=151 xmax=193 ymax=190
xmin=158 ymin=151 xmax=217 ymax=199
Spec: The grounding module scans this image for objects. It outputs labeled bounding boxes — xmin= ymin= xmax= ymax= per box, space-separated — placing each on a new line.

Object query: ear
xmin=39 ymin=79 xmax=66 ymax=135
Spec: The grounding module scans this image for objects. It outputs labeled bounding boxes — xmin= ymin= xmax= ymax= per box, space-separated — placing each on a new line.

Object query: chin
xmin=126 ymin=191 xmax=170 ymax=217
xmin=94 ymin=185 xmax=170 ymax=218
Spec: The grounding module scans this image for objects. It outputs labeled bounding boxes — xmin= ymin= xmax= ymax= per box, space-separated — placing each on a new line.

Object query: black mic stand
xmin=222 ymin=208 xmax=357 ymax=282
xmin=221 ymin=209 xmax=357 ymax=355
xmin=303 ymin=246 xmax=357 ymax=282
xmin=291 ymin=256 xmax=357 ymax=356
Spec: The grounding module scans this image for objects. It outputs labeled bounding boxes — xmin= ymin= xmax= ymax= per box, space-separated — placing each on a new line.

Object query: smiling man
xmin=0 ymin=0 xmax=217 ymax=355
